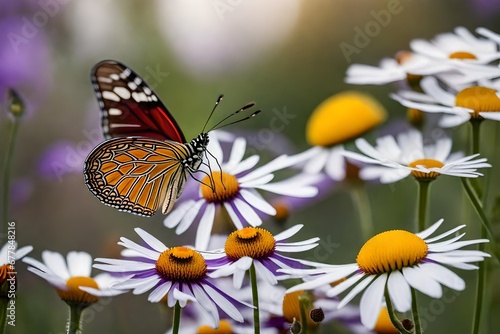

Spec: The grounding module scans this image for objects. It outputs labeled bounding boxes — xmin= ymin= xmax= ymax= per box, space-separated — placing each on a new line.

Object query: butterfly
xmin=84 ymin=60 xmax=258 ymax=217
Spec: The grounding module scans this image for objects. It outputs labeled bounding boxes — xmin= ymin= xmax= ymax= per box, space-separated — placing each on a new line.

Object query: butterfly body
xmin=84 ymin=60 xmax=209 ymax=217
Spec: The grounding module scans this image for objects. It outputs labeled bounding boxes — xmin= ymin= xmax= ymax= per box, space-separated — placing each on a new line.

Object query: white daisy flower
xmin=342 ymin=129 xmax=490 ymax=183
xmin=93 ymin=228 xmax=249 ymax=328
xmin=304 ymin=91 xmax=386 ymax=181
xmin=391 ymin=76 xmax=500 ymax=127
xmin=345 ymin=54 xmax=445 ymax=85
xmin=23 ymin=251 xmax=125 ymax=306
xmin=0 ymin=242 xmax=32 ymax=291
xmin=283 ymin=219 xmax=490 ymax=329
xmin=209 ymin=224 xmax=319 ymax=288
xmin=164 ymin=135 xmax=320 ymax=250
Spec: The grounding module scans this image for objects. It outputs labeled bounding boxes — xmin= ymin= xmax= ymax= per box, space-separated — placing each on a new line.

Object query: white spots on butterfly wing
xmin=132 ymin=92 xmax=148 ymax=102
xmin=113 ymin=86 xmax=131 ymax=99
xmin=97 ymin=76 xmax=113 ymax=83
xmin=128 ymin=81 xmax=138 ymax=90
xmin=134 ymin=77 xmax=142 ymax=85
xmin=108 ymin=108 xmax=123 ymax=116
xmin=102 ymin=124 xmax=109 ymax=133
xmin=110 ymin=74 xmax=120 ymax=81
xmin=143 ymin=86 xmax=152 ymax=95
xmin=109 ymin=123 xmax=141 ymax=128
xmin=99 ymin=101 xmax=105 ymax=108
xmin=151 ymin=95 xmax=158 ymax=102
xmin=102 ymin=91 xmax=121 ymax=102
xmin=120 ymin=68 xmax=132 ymax=79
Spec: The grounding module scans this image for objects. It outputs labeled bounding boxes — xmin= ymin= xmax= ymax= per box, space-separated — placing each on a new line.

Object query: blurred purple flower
xmin=0 ymin=14 xmax=52 ymax=117
xmin=470 ymin=0 xmax=500 ymax=17
xmin=38 ymin=140 xmax=89 ymax=181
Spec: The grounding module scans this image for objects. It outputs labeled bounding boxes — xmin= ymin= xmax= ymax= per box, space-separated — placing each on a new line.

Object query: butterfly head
xmin=185 ymin=132 xmax=210 ymax=171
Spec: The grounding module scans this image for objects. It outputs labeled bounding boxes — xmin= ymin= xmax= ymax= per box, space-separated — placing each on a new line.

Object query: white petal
xmin=254 ymin=260 xmax=278 ymax=285
xmin=327 ymin=272 xmax=365 ymax=297
xmin=479 ymin=111 xmax=500 ymax=121
xmin=135 ymin=228 xmax=167 ymax=253
xmin=338 ymin=274 xmax=376 ymax=309
xmin=417 ymin=218 xmax=444 ymax=239
xmin=42 ymin=251 xmax=70 ymax=280
xmin=176 ymin=200 xmax=205 ymax=234
xmin=274 ymin=224 xmax=303 ymax=241
xmin=231 ymin=155 xmax=260 ymax=175
xmin=163 ymin=200 xmax=197 ymax=228
xmin=67 ymin=251 xmax=92 ymax=277
xmin=195 ymin=203 xmax=216 ymax=251
xmin=419 ymin=262 xmax=465 ymax=291
xmin=225 ymin=137 xmax=247 ymax=171
xmin=420 ymin=76 xmax=455 ymax=106
xmin=191 ymin=284 xmax=219 ymax=327
xmin=203 ymin=283 xmax=245 ymax=322
xmin=359 ymin=274 xmax=387 ymax=329
xmin=239 ymin=189 xmax=276 ymax=215
xmin=234 ymin=198 xmax=262 ymax=227
xmin=387 ymin=271 xmax=412 ymax=312
xmin=148 ymin=281 xmax=172 ymax=302
xmin=403 ymin=266 xmax=442 ymax=298
xmin=224 ymin=202 xmax=243 ymax=229
xmin=118 ymin=237 xmax=160 ymax=260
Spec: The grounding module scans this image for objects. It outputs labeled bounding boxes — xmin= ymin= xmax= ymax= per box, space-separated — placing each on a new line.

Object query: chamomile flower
xmin=342 ymin=129 xmax=490 ymax=183
xmin=304 ymin=91 xmax=386 ymax=180
xmin=93 ymin=228 xmax=249 ymax=328
xmin=391 ymin=76 xmax=500 ymax=127
xmin=210 ymin=224 xmax=319 ymax=288
xmin=164 ymin=135 xmax=320 ymax=250
xmin=23 ymin=251 xmax=125 ymax=307
xmin=0 ymin=242 xmax=32 ymax=294
xmin=283 ymin=219 xmax=490 ymax=329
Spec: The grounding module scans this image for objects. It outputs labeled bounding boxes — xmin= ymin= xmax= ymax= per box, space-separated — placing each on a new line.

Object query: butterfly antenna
xmin=213 ymin=109 xmax=262 ymax=131
xmin=208 ymin=102 xmax=257 ymax=132
xmin=202 ymin=95 xmax=224 ymax=133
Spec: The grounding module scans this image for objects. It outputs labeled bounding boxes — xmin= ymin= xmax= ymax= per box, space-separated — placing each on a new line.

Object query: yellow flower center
xmin=272 ymin=202 xmax=289 ymax=222
xmin=449 ymin=51 xmax=477 ymax=60
xmin=407 ymin=158 xmax=444 ymax=180
xmin=201 ymin=172 xmax=240 ymax=203
xmin=306 ymin=91 xmax=386 ymax=147
xmin=197 ymin=320 xmax=233 ymax=333
xmin=373 ymin=307 xmax=399 ymax=333
xmin=356 ymin=230 xmax=428 ymax=275
xmin=455 ymin=86 xmax=500 ymax=118
xmin=156 ymin=247 xmax=207 ymax=282
xmin=56 ymin=276 xmax=99 ymax=306
xmin=224 ymin=227 xmax=276 ymax=260
xmin=0 ymin=264 xmax=15 ymax=286
xmin=407 ymin=108 xmax=425 ymax=127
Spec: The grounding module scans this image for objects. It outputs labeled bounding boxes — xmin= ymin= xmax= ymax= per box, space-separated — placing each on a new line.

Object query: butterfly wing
xmin=84 ymin=137 xmax=191 ymax=217
xmin=91 ymin=60 xmax=186 ymax=142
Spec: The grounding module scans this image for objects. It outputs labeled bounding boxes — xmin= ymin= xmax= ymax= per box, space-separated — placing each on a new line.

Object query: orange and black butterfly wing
xmin=84 ymin=137 xmax=191 ymax=217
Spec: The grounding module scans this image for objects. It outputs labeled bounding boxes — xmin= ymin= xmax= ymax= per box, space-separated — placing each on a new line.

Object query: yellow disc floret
xmin=156 ymin=247 xmax=207 ymax=281
xmin=306 ymin=91 xmax=386 ymax=147
xmin=197 ymin=320 xmax=233 ymax=333
xmin=356 ymin=230 xmax=428 ymax=275
xmin=56 ymin=276 xmax=99 ymax=306
xmin=408 ymin=158 xmax=444 ymax=180
xmin=201 ymin=172 xmax=240 ymax=203
xmin=224 ymin=227 xmax=275 ymax=260
xmin=455 ymin=86 xmax=500 ymax=119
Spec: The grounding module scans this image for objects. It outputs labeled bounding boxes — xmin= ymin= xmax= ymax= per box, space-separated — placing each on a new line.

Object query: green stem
xmin=249 ymin=263 xmax=260 ymax=334
xmin=298 ymin=296 xmax=308 ymax=334
xmin=460 ymin=178 xmax=500 ymax=260
xmin=350 ymin=183 xmax=374 ymax=240
xmin=0 ymin=297 xmax=8 ymax=334
xmin=411 ymin=288 xmax=422 ymax=334
xmin=67 ymin=304 xmax=84 ymax=334
xmin=470 ymin=119 xmax=482 ymax=155
xmin=172 ymin=301 xmax=181 ymax=334
xmin=472 ymin=228 xmax=486 ymax=334
xmin=417 ymin=180 xmax=431 ymax=231
xmin=1 ymin=118 xmax=20 ymax=242
xmin=384 ymin=284 xmax=412 ymax=334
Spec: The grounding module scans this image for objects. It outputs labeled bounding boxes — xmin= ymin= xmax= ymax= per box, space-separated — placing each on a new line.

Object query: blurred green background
xmin=2 ymin=0 xmax=500 ymax=333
